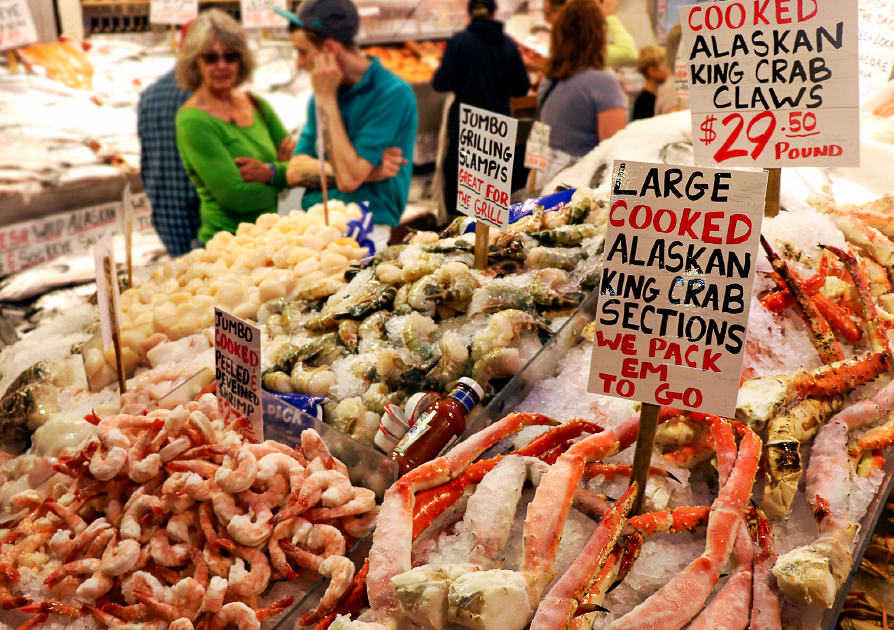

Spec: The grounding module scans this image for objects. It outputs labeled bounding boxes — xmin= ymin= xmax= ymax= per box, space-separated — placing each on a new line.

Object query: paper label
xmin=93 ymin=229 xmax=123 ymax=351
xmin=588 ymin=161 xmax=767 ymax=418
xmin=215 ymin=308 xmax=263 ymax=442
xmin=681 ymin=0 xmax=860 ymax=167
xmin=0 ymin=193 xmax=152 ymax=277
xmin=858 ymin=0 xmax=894 ymax=100
xmin=456 ymin=103 xmax=518 ymax=231
xmin=149 ymin=0 xmax=198 ymax=25
xmin=240 ymin=0 xmax=288 ymax=29
xmin=524 ymin=121 xmax=550 ymax=172
xmin=0 ymin=0 xmax=37 ymax=52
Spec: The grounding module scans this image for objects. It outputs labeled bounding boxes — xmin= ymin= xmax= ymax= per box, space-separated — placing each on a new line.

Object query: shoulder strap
xmin=536 ymin=79 xmax=562 ymax=120
xmin=247 ymin=92 xmax=268 ymax=126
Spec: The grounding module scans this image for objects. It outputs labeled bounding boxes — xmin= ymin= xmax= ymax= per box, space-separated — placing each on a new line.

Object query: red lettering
xmin=610 ymin=199 xmax=627 ymax=227
xmin=753 ymin=0 xmax=771 ymax=25
xmin=726 ymin=214 xmax=752 ymax=245
xmin=726 ymin=3 xmax=746 ymax=28
xmin=621 ymin=358 xmax=639 ymax=379
xmin=702 ymin=211 xmax=724 ymax=244
xmin=630 ymin=204 xmax=652 ymax=230
xmin=648 ymin=338 xmax=667 ymax=358
xmin=703 ymin=350 xmax=722 ymax=373
xmin=776 ymin=0 xmax=791 ymax=24
xmin=799 ymin=0 xmax=817 ymax=21
xmin=705 ymin=5 xmax=723 ymax=29
xmin=685 ymin=345 xmax=699 ymax=368
xmin=654 ymin=209 xmax=677 ymax=234
xmin=678 ymin=209 xmax=700 ymax=239
xmin=688 ymin=6 xmax=703 ymax=31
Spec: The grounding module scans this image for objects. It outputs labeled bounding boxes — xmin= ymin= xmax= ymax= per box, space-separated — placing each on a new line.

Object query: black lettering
xmin=725 ymin=324 xmax=745 ymax=354
xmin=723 ymin=284 xmax=745 ymax=314
xmin=600 ymin=298 xmax=620 ymax=326
xmin=817 ymin=22 xmax=844 ymax=53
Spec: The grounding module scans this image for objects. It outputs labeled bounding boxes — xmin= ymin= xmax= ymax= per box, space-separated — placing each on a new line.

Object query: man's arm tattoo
xmin=320 ymin=108 xmax=338 ymax=177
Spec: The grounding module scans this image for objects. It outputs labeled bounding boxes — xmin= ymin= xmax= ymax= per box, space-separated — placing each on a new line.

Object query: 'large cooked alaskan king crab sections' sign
xmin=589 ymin=160 xmax=767 ymax=417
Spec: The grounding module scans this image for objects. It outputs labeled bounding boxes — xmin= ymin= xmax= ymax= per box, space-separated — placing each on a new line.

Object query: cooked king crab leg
xmin=602 ymin=422 xmax=761 ymax=630
xmin=367 ymin=412 xmax=558 ymax=629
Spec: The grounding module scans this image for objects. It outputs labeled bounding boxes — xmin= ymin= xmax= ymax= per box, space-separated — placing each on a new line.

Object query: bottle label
xmin=450 ymin=388 xmax=477 ymax=414
xmin=392 ymin=411 xmax=433 ymax=455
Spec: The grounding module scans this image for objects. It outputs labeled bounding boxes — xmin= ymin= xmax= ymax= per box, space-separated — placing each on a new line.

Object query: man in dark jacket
xmin=433 ymin=0 xmax=530 ymax=214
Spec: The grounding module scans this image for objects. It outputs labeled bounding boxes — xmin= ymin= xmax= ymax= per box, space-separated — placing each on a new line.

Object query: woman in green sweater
xmin=175 ymin=9 xmax=296 ymax=244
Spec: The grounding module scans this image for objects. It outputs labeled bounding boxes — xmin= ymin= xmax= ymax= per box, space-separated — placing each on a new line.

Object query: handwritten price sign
xmin=695 ymin=108 xmax=851 ymax=164
xmin=681 ymin=0 xmax=859 ymax=167
xmin=0 ymin=0 xmax=37 ymax=52
xmin=240 ymin=0 xmax=287 ymax=29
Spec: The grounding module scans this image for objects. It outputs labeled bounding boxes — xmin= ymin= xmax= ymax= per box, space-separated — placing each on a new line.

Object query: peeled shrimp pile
xmin=0 ymin=396 xmax=376 ymax=630
xmin=83 ymin=204 xmax=369 ymax=390
xmin=259 ymin=189 xmax=607 ymax=447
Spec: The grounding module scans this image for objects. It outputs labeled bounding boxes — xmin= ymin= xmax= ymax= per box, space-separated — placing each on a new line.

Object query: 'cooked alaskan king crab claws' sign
xmin=681 ymin=0 xmax=859 ymax=167
xmin=588 ymin=160 xmax=767 ymax=417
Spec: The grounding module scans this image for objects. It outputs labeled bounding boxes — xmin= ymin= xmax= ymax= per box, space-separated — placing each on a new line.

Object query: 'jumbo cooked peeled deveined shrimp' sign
xmin=215 ymin=308 xmax=263 ymax=442
xmin=588 ymin=161 xmax=767 ymax=417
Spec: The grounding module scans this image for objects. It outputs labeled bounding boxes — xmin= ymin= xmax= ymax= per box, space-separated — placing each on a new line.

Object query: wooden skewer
xmin=629 ymin=401 xmax=661 ymax=515
xmin=764 ymin=168 xmax=781 ymax=218
xmin=6 ymin=51 xmax=19 ymax=74
xmin=473 ymin=222 xmax=488 ymax=270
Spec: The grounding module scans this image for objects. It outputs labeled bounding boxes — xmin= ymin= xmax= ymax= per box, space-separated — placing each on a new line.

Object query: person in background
xmin=655 ymin=22 xmax=689 ymax=115
xmin=277 ymin=0 xmax=417 ymax=249
xmin=544 ymin=0 xmax=636 ymax=68
xmin=632 ymin=44 xmax=668 ymax=121
xmin=175 ymin=9 xmax=296 ymax=245
xmin=137 ymin=23 xmax=200 ymax=257
xmin=537 ymin=0 xmax=627 ymax=184
xmin=432 ymin=0 xmax=530 ymax=215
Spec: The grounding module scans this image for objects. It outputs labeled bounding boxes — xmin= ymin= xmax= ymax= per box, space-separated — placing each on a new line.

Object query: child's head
xmin=637 ymin=45 xmax=669 ymax=83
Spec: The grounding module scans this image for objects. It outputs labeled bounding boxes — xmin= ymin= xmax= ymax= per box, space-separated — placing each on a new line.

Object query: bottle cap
xmin=457 ymin=377 xmax=484 ymax=402
xmin=374 ymin=405 xmax=410 ymax=453
xmin=404 ymin=392 xmax=441 ymax=425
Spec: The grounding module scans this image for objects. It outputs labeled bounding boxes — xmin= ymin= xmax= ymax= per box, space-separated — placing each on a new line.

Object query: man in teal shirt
xmin=277 ymin=0 xmax=417 ymax=237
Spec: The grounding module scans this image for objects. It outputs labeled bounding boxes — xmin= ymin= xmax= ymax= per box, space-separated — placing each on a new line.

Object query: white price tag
xmin=215 ymin=308 xmax=264 ymax=442
xmin=0 ymin=0 xmax=37 ymax=52
xmin=523 ymin=121 xmax=550 ymax=172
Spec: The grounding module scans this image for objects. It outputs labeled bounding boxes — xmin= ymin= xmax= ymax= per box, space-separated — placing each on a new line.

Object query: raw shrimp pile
xmin=0 ymin=395 xmax=377 ymax=630
xmin=84 ymin=203 xmax=369 ymax=391
xmin=258 ymin=190 xmax=608 ymax=447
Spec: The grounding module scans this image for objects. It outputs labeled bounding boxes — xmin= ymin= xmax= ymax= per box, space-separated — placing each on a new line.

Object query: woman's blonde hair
xmin=176 ymin=9 xmax=254 ymax=91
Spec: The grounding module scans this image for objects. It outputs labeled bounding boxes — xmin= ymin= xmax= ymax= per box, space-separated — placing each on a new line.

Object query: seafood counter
xmin=2 ymin=109 xmax=894 ymax=629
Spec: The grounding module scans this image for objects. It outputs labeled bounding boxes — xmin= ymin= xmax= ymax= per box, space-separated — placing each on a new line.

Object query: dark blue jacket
xmin=433 ymin=18 xmax=531 ymax=140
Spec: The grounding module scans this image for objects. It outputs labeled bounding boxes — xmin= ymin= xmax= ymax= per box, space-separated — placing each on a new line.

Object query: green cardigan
xmin=176 ymin=94 xmax=289 ymax=244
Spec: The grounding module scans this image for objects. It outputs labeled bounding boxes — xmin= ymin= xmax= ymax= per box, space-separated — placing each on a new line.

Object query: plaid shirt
xmin=138 ymin=70 xmax=200 ymax=257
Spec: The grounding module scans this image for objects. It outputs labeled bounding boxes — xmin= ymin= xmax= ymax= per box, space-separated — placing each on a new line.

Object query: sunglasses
xmin=200 ymin=51 xmax=240 ymax=65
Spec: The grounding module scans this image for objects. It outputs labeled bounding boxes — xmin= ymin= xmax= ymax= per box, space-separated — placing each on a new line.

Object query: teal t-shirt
xmin=176 ymin=94 xmax=289 ymax=244
xmin=295 ymin=58 xmax=418 ymax=227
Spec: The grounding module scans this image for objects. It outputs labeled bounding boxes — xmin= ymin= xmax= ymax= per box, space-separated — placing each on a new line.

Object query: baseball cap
xmin=468 ymin=0 xmax=496 ymax=14
xmin=274 ymin=0 xmax=359 ymax=45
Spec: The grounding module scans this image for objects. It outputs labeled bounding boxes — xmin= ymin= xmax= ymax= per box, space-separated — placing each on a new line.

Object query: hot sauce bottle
xmin=390 ymin=377 xmax=484 ymax=476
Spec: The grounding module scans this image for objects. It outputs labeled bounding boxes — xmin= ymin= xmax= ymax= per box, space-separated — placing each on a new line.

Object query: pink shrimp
xmin=227 ymin=491 xmax=273 ymax=547
xmin=228 ymin=543 xmax=271 ymax=597
xmin=214 ymin=445 xmax=258 ymax=494
xmin=149 ymin=530 xmax=190 ymax=567
xmin=307 ymin=487 xmax=376 ymax=521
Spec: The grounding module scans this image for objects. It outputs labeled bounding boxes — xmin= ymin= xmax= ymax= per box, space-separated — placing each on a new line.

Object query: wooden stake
xmin=473 ymin=222 xmax=489 ymax=270
xmin=111 ymin=329 xmax=127 ymax=394
xmin=764 ymin=168 xmax=781 ymax=218
xmin=629 ymin=402 xmax=660 ymax=515
xmin=170 ymin=25 xmax=176 ymax=51
xmin=262 ymin=27 xmax=270 ymax=41
xmin=6 ymin=50 xmax=19 ymax=74
xmin=315 ymin=102 xmax=329 ymax=226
